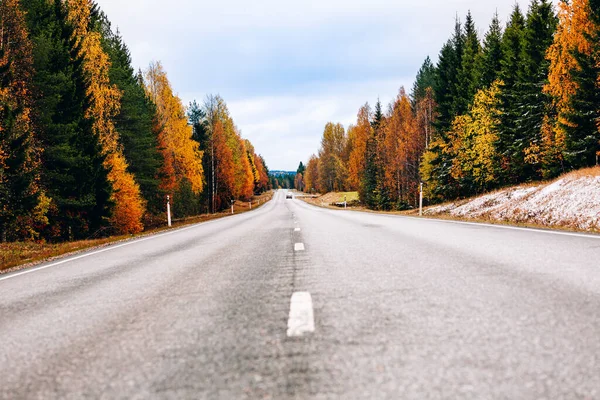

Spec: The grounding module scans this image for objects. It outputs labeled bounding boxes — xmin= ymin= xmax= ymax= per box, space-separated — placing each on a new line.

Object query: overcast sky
xmin=96 ymin=0 xmax=535 ymax=171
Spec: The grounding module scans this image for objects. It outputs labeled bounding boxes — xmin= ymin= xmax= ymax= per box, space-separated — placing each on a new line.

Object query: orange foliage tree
xmin=304 ymin=155 xmax=320 ymax=193
xmin=382 ymin=88 xmax=420 ymax=206
xmin=347 ymin=104 xmax=372 ymax=191
xmin=0 ymin=0 xmax=46 ymax=241
xmin=544 ymin=0 xmax=598 ymax=171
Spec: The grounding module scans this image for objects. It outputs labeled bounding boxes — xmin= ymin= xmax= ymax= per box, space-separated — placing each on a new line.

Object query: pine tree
xmin=297 ymin=161 xmax=306 ymax=175
xmin=20 ymin=0 xmax=112 ymax=240
xmin=366 ymin=99 xmax=391 ymax=210
xmin=411 ymin=56 xmax=436 ymax=104
xmin=479 ymin=12 xmax=504 ymax=89
xmin=514 ymin=0 xmax=557 ymax=181
xmin=454 ymin=11 xmax=482 ymax=116
xmin=188 ymin=99 xmax=211 ymax=213
xmin=497 ymin=4 xmax=526 ymax=183
xmin=435 ymin=19 xmax=463 ymax=133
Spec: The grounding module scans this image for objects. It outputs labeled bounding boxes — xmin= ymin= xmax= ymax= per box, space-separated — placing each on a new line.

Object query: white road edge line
xmin=287 ymin=292 xmax=315 ymax=337
xmin=297 ymin=198 xmax=600 ymax=240
xmin=408 ymin=215 xmax=600 ymax=240
xmin=294 ymin=243 xmax=305 ymax=251
xmin=0 ymin=213 xmax=242 ymax=283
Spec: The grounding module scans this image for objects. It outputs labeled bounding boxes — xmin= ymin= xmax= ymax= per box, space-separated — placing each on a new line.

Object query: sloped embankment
xmin=424 ymin=167 xmax=600 ymax=232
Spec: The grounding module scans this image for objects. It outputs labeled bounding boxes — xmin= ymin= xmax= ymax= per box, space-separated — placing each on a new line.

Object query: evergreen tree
xmin=427 ymin=21 xmax=466 ymax=200
xmin=362 ymin=134 xmax=379 ymax=208
xmin=497 ymin=4 xmax=527 ymax=183
xmin=479 ymin=12 xmax=504 ymax=89
xmin=435 ymin=19 xmax=464 ymax=133
xmin=20 ymin=0 xmax=112 ymax=240
xmin=514 ymin=0 xmax=557 ymax=181
xmin=371 ymin=99 xmax=384 ymax=130
xmin=454 ymin=11 xmax=482 ymax=116
xmin=411 ymin=56 xmax=437 ymax=104
xmin=366 ymin=100 xmax=391 ymax=209
xmin=188 ymin=100 xmax=211 ymax=213
xmin=296 ymin=161 xmax=305 ymax=175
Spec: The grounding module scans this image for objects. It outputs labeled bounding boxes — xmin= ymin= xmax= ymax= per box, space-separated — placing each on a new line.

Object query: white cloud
xmin=95 ymin=0 xmax=547 ymax=170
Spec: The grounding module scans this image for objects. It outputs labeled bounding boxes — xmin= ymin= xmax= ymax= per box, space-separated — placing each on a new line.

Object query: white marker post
xmin=344 ymin=195 xmax=347 ymax=209
xmin=249 ymin=201 xmax=252 ymax=210
xmin=231 ymin=199 xmax=234 ymax=215
xmin=419 ymin=182 xmax=424 ymax=217
xmin=167 ymin=195 xmax=172 ymax=227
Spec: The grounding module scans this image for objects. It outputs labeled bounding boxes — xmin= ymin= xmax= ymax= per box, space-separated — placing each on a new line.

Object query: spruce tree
xmin=454 ymin=11 xmax=482 ymax=116
xmin=297 ymin=161 xmax=306 ymax=175
xmin=188 ymin=100 xmax=212 ymax=214
xmin=512 ymin=0 xmax=556 ymax=181
xmin=411 ymin=56 xmax=437 ymax=104
xmin=497 ymin=4 xmax=526 ymax=183
xmin=479 ymin=12 xmax=503 ymax=89
xmin=435 ymin=19 xmax=464 ymax=133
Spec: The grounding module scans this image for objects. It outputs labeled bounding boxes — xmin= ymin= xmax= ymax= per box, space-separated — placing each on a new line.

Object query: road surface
xmin=1 ymin=190 xmax=600 ymax=399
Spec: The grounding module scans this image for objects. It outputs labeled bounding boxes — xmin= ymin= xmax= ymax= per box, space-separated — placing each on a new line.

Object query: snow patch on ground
xmin=424 ymin=170 xmax=600 ymax=231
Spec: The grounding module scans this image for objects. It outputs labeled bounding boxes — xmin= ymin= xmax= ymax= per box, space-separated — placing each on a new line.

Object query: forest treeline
xmin=0 ymin=0 xmax=269 ymax=242
xmin=302 ymin=0 xmax=600 ymax=210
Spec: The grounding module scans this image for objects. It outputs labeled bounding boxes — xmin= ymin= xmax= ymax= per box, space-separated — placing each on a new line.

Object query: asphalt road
xmin=2 ymin=190 xmax=600 ymax=399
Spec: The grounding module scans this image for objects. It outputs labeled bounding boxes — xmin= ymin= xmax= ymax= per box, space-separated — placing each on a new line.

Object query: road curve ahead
xmin=1 ymin=190 xmax=600 ymax=399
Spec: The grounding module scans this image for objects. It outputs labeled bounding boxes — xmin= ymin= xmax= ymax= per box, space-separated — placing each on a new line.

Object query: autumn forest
xmin=302 ymin=0 xmax=600 ymax=211
xmin=0 ymin=0 xmax=270 ymax=242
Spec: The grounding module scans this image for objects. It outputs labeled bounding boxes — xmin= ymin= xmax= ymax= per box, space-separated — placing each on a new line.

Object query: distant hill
xmin=269 ymin=170 xmax=296 ymax=177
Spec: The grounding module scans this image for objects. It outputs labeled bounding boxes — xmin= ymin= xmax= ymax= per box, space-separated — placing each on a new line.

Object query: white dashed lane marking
xmin=294 ymin=228 xmax=301 ymax=232
xmin=294 ymin=243 xmax=305 ymax=251
xmin=287 ymin=292 xmax=315 ymax=337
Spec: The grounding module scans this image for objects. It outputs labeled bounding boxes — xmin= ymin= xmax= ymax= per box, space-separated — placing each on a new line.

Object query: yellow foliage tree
xmin=448 ymin=81 xmax=502 ymax=194
xmin=66 ymin=0 xmax=145 ymax=234
xmin=143 ymin=62 xmax=204 ymax=197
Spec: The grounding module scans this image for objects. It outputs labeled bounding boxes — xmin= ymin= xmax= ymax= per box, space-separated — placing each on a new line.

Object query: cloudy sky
xmin=96 ymin=0 xmax=534 ymax=171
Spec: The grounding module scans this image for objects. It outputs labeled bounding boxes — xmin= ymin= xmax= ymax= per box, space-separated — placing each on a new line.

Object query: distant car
xmin=286 ymin=192 xmax=293 ymax=199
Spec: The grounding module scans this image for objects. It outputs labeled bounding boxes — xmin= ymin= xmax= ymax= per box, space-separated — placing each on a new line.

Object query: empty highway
xmin=1 ymin=190 xmax=600 ymax=399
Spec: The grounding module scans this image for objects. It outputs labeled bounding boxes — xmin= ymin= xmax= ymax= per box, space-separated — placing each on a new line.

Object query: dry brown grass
xmin=563 ymin=165 xmax=600 ymax=178
xmin=300 ymin=191 xmax=362 ymax=209
xmin=1 ymin=191 xmax=274 ymax=274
